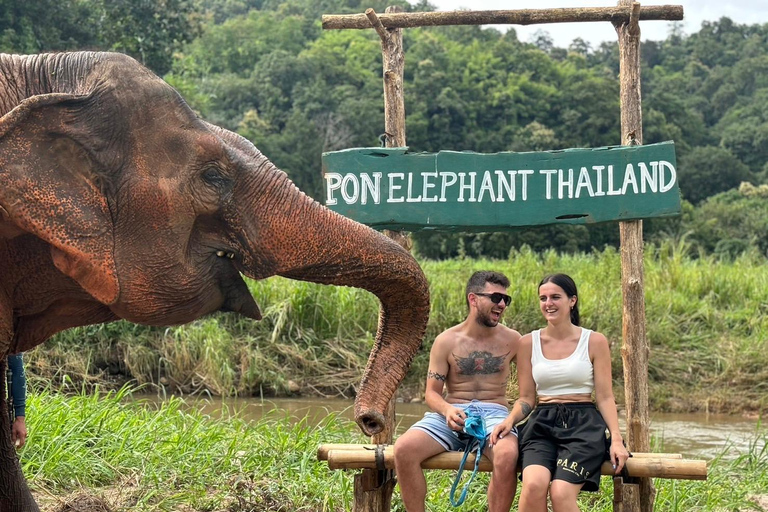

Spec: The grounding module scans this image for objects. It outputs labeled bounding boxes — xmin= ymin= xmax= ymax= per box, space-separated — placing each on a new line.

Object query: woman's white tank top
xmin=531 ymin=328 xmax=594 ymax=396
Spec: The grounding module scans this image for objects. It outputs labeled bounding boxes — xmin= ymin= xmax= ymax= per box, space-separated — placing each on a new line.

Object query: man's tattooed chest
xmin=452 ymin=350 xmax=509 ymax=375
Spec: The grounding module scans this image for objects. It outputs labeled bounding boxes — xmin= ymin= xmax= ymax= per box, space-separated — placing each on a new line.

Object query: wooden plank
xmin=324 ymin=447 xmax=708 ymax=480
xmin=317 ymin=444 xmax=682 ymax=461
xmin=322 ymin=6 xmax=683 ymax=30
xmin=323 ymin=142 xmax=681 ymax=230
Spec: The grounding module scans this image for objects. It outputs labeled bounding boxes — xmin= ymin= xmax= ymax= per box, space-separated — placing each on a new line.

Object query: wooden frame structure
xmin=321 ymin=3 xmax=685 ymax=511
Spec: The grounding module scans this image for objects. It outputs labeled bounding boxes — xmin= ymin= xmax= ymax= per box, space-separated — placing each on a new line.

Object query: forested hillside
xmin=2 ymin=0 xmax=767 ymax=258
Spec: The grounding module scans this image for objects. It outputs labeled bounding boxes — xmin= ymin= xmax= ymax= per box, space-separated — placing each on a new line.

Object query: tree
xmin=677 ymin=146 xmax=752 ymax=204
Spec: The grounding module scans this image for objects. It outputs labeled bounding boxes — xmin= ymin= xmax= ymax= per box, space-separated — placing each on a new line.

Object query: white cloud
xmin=413 ymin=0 xmax=767 ymax=49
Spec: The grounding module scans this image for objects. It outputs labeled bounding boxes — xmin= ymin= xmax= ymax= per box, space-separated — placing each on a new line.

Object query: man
xmin=6 ymin=354 xmax=27 ymax=448
xmin=393 ymin=270 xmax=522 ymax=512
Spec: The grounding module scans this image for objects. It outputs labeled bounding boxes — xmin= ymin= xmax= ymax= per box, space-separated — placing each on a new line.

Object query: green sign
xmin=322 ymin=141 xmax=680 ymax=231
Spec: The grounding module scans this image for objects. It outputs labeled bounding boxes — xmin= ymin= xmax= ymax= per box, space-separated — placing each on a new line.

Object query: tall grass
xmin=20 ymin=387 xmax=768 ymax=512
xmin=26 ymin=242 xmax=768 ymax=414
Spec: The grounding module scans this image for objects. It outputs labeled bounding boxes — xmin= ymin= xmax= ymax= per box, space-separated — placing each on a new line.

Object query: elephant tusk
xmin=227 ymin=252 xmax=235 ymax=259
xmin=216 ymin=250 xmax=226 ymax=257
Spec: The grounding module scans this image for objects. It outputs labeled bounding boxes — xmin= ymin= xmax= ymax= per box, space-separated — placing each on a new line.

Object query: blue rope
xmin=449 ymin=414 xmax=487 ymax=507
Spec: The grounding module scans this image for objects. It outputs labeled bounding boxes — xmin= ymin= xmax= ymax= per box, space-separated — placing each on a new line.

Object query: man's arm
xmin=424 ymin=333 xmax=467 ymax=431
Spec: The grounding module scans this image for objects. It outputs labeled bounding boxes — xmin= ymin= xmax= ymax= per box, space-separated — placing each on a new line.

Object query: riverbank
xmin=24 ymin=244 xmax=768 ymax=416
xmin=19 ymin=388 xmax=768 ymax=512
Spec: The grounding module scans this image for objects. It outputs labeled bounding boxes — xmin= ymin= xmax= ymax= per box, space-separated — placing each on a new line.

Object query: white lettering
xmin=458 ymin=172 xmax=476 ymax=202
xmin=592 ymin=165 xmax=605 ymax=196
xmin=422 ymin=171 xmax=438 ymax=202
xmin=659 ymin=160 xmax=677 ymax=192
xmin=607 ymin=165 xmax=622 ymax=196
xmin=639 ymin=162 xmax=657 ymax=193
xmin=387 ymin=173 xmax=405 ymax=203
xmin=575 ymin=166 xmax=595 ymax=198
xmin=558 ymin=168 xmax=574 ymax=199
xmin=325 ymin=172 xmax=343 ymax=205
xmin=341 ymin=174 xmax=359 ymax=204
xmin=406 ymin=172 xmax=423 ymax=202
xmin=621 ymin=163 xmax=639 ymax=195
xmin=519 ymin=170 xmax=533 ymax=201
xmin=478 ymin=171 xmax=496 ymax=202
xmin=540 ymin=169 xmax=558 ymax=199
xmin=439 ymin=172 xmax=458 ymax=202
xmin=360 ymin=172 xmax=381 ymax=205
xmin=495 ymin=170 xmax=517 ymax=202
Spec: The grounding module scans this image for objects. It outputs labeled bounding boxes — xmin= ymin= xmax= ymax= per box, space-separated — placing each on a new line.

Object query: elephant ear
xmin=0 ymin=93 xmax=119 ymax=305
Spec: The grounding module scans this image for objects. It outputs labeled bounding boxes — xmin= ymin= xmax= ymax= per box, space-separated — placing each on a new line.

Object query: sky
xmin=415 ymin=0 xmax=766 ymax=49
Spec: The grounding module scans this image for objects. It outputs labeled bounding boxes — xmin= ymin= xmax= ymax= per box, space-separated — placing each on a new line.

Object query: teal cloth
xmin=449 ymin=414 xmax=487 ymax=507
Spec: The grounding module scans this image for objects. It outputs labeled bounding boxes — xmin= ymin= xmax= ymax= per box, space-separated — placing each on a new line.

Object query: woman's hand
xmin=489 ymin=417 xmax=515 ymax=445
xmin=12 ymin=416 xmax=27 ymax=449
xmin=610 ymin=437 xmax=630 ymax=473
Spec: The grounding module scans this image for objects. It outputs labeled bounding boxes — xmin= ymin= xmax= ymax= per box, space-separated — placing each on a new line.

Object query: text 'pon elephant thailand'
xmin=0 ymin=51 xmax=430 ymax=511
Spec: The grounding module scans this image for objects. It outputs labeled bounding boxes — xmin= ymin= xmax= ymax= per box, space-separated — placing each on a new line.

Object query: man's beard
xmin=476 ymin=309 xmax=500 ymax=328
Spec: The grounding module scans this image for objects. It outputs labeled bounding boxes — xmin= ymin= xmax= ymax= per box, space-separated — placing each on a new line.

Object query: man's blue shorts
xmin=410 ymin=400 xmax=517 ymax=451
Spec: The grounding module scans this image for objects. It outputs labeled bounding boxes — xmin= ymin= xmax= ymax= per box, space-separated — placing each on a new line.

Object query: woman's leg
xmin=549 ymin=480 xmax=582 ymax=512
xmin=518 ymin=465 xmax=551 ymax=512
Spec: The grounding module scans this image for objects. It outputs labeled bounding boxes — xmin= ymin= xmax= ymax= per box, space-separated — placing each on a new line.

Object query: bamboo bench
xmin=317 ymin=443 xmax=708 ymax=511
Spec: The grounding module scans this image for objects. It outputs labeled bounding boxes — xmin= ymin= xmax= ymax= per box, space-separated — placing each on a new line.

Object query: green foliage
xmin=685 ymin=186 xmax=768 ymax=257
xmin=0 ymin=0 xmax=200 ymax=75
xmin=27 ymin=248 xmax=768 ymax=416
xmin=21 ymin=387 xmax=768 ymax=511
xmin=23 ymin=387 xmax=362 ymax=510
xmin=676 ymin=145 xmax=753 ymax=204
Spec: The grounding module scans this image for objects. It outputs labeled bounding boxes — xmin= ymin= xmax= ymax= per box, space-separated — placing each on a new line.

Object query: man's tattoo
xmin=428 ymin=370 xmax=447 ymax=382
xmin=453 ymin=351 xmax=509 ymax=375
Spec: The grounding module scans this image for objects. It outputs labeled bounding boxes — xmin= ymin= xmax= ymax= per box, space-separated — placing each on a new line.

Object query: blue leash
xmin=449 ymin=414 xmax=487 ymax=507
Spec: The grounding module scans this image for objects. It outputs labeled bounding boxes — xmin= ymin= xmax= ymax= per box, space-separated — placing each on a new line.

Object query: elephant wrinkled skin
xmin=0 ymin=52 xmax=429 ymax=511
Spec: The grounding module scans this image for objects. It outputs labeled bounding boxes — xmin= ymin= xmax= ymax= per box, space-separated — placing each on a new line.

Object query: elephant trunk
xmin=242 ymin=165 xmax=430 ymax=436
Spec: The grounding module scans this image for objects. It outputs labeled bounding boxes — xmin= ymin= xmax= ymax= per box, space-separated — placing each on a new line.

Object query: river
xmin=142 ymin=395 xmax=765 ymax=460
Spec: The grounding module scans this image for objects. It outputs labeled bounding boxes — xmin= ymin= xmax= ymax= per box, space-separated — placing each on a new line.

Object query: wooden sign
xmin=323 ymin=141 xmax=680 ymax=230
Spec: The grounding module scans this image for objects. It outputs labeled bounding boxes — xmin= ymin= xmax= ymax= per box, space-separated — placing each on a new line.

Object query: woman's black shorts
xmin=519 ymin=402 xmax=610 ymax=492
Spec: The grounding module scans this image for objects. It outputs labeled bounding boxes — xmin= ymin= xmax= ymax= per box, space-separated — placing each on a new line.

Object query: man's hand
xmin=489 ymin=417 xmax=514 ymax=445
xmin=12 ymin=416 xmax=27 ymax=449
xmin=445 ymin=407 xmax=466 ymax=431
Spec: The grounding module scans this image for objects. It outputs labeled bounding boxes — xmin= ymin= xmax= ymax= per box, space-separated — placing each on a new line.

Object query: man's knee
xmin=490 ymin=440 xmax=519 ymax=472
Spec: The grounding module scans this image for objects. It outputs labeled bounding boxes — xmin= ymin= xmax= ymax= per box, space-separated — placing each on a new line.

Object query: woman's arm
xmin=490 ymin=334 xmax=535 ymax=444
xmin=591 ymin=332 xmax=629 ymax=472
xmin=7 ymin=354 xmax=26 ymax=418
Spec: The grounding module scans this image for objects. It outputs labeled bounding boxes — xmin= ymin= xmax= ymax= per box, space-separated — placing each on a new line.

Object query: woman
xmin=491 ymin=273 xmax=629 ymax=511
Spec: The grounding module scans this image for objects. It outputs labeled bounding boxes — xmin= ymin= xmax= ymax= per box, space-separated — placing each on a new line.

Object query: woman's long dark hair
xmin=539 ymin=273 xmax=580 ymax=326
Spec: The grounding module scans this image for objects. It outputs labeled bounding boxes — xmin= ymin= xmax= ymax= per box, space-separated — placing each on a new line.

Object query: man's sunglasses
xmin=474 ymin=292 xmax=512 ymax=305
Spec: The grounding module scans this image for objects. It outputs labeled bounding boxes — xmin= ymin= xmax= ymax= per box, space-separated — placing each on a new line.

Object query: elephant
xmin=0 ymin=51 xmax=430 ymax=511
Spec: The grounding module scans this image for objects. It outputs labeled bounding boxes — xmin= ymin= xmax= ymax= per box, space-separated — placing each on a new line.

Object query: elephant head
xmin=0 ymin=52 xmax=430 ymax=436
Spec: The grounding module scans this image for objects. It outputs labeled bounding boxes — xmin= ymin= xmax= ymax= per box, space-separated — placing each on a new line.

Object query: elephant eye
xmin=202 ymin=167 xmax=228 ymax=188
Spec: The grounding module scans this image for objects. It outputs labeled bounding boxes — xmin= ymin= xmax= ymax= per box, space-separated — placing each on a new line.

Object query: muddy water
xmin=141 ymin=395 xmax=765 ymax=460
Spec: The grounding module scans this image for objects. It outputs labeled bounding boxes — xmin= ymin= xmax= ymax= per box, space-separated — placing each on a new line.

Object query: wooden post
xmin=614 ymin=3 xmax=655 ymax=512
xmin=352 ymin=6 xmax=406 ymax=512
xmin=367 ymin=6 xmax=412 ymax=252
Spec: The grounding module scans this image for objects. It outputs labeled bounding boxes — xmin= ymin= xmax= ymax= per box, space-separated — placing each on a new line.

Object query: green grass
xmin=26 ymin=242 xmax=768 ymax=414
xmin=19 ymin=387 xmax=768 ymax=512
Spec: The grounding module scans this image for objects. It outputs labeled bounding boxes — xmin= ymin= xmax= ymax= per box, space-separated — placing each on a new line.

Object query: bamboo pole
xmin=323 ymin=5 xmax=683 ymax=30
xmin=323 ymin=447 xmax=708 ymax=480
xmin=317 ymin=444 xmax=683 ymax=461
xmin=614 ymin=2 xmax=654 ymax=512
